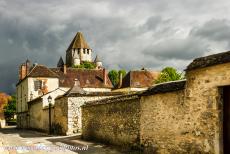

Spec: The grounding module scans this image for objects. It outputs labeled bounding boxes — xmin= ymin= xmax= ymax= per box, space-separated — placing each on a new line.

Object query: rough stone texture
xmin=140 ymin=90 xmax=188 ymax=153
xmin=82 ymin=96 xmax=141 ymax=149
xmin=140 ymin=62 xmax=230 ymax=153
xmin=186 ymin=50 xmax=230 ymax=71
xmin=81 ymin=62 xmax=230 ymax=153
xmin=54 ymin=96 xmax=111 ymax=135
xmin=184 ymin=62 xmax=230 ymax=154
xmin=17 ymin=112 xmax=29 ymax=129
xmin=28 ymin=100 xmax=54 ymax=132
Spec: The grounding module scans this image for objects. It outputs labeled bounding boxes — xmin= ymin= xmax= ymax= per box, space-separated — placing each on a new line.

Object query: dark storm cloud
xmin=0 ymin=0 xmax=230 ymax=93
xmin=190 ymin=19 xmax=230 ymax=47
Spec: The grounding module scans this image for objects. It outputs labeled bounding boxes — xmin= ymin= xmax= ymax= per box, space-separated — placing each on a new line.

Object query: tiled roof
xmin=27 ymin=65 xmax=59 ymax=78
xmin=67 ymin=32 xmax=90 ymax=51
xmin=50 ymin=68 xmax=113 ymax=88
xmin=120 ymin=70 xmax=159 ymax=88
xmin=142 ymin=80 xmax=186 ymax=96
xmin=186 ymin=51 xmax=230 ymax=71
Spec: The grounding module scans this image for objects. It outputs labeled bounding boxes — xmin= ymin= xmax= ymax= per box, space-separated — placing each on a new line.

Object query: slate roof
xmin=50 ymin=68 xmax=113 ymax=88
xmin=94 ymin=55 xmax=101 ymax=63
xmin=142 ymin=80 xmax=186 ymax=96
xmin=120 ymin=70 xmax=159 ymax=88
xmin=186 ymin=51 xmax=230 ymax=71
xmin=57 ymin=57 xmax=64 ymax=67
xmin=67 ymin=32 xmax=90 ymax=51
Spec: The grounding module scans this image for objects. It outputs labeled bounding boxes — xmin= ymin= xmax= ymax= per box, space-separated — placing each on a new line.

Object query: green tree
xmin=118 ymin=69 xmax=127 ymax=78
xmin=73 ymin=61 xmax=96 ymax=69
xmin=155 ymin=67 xmax=184 ymax=84
xmin=3 ymin=95 xmax=16 ymax=121
xmin=108 ymin=70 xmax=119 ymax=86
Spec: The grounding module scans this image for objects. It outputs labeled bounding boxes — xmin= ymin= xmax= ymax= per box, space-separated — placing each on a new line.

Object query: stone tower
xmin=94 ymin=55 xmax=103 ymax=69
xmin=66 ymin=32 xmax=92 ymax=67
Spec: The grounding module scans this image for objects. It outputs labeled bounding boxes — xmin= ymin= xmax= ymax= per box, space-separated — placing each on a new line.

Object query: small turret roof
xmin=67 ymin=32 xmax=91 ymax=51
xmin=94 ymin=55 xmax=101 ymax=63
xmin=57 ymin=56 xmax=64 ymax=67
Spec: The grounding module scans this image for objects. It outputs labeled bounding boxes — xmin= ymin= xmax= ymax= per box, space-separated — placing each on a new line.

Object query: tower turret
xmin=94 ymin=55 xmax=103 ymax=69
xmin=66 ymin=32 xmax=92 ymax=67
xmin=57 ymin=56 xmax=64 ymax=67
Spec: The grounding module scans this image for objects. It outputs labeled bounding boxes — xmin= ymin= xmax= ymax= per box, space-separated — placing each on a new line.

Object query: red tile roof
xmin=120 ymin=70 xmax=159 ymax=88
xmin=50 ymin=68 xmax=113 ymax=88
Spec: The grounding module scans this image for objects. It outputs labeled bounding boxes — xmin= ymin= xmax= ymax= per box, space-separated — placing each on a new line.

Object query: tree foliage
xmin=0 ymin=93 xmax=11 ymax=110
xmin=73 ymin=61 xmax=96 ymax=69
xmin=4 ymin=95 xmax=16 ymax=120
xmin=118 ymin=69 xmax=127 ymax=78
xmin=155 ymin=67 xmax=184 ymax=84
xmin=108 ymin=69 xmax=127 ymax=86
xmin=108 ymin=70 xmax=119 ymax=86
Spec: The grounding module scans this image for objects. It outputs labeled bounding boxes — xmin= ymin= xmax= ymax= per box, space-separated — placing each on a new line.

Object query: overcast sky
xmin=1 ymin=0 xmax=230 ymax=94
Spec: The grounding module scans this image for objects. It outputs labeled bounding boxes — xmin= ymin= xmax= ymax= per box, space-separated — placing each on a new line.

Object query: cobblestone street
xmin=0 ymin=126 xmax=138 ymax=154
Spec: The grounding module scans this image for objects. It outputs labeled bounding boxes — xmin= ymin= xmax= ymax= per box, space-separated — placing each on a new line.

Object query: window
xmin=83 ymin=50 xmax=86 ymax=54
xmin=78 ymin=49 xmax=80 ymax=54
xmin=87 ymin=50 xmax=89 ymax=54
xmin=34 ymin=80 xmax=42 ymax=91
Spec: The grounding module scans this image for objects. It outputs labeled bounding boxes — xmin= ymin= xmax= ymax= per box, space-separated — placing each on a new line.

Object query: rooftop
xmin=186 ymin=50 xmax=230 ymax=71
xmin=67 ymin=32 xmax=91 ymax=51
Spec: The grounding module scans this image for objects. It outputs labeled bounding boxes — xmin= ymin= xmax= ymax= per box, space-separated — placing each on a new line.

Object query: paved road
xmin=0 ymin=126 xmax=140 ymax=154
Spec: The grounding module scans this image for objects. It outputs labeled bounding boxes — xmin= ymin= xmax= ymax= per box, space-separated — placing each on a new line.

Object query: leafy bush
xmin=155 ymin=67 xmax=184 ymax=84
xmin=108 ymin=69 xmax=127 ymax=86
xmin=73 ymin=61 xmax=96 ymax=69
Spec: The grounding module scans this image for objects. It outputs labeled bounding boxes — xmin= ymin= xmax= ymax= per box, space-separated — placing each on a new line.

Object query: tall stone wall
xmin=17 ymin=112 xmax=29 ymax=129
xmin=53 ymin=97 xmax=68 ymax=135
xmin=82 ymin=95 xmax=141 ymax=149
xmin=54 ymin=95 xmax=111 ymax=135
xmin=184 ymin=62 xmax=230 ymax=154
xmin=140 ymin=90 xmax=189 ymax=153
xmin=28 ymin=100 xmax=54 ymax=133
xmin=139 ymin=63 xmax=230 ymax=153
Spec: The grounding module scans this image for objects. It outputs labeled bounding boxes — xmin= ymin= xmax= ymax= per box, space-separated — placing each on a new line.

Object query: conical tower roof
xmin=57 ymin=56 xmax=64 ymax=67
xmin=66 ymin=79 xmax=86 ymax=95
xmin=67 ymin=32 xmax=91 ymax=51
xmin=94 ymin=55 xmax=101 ymax=63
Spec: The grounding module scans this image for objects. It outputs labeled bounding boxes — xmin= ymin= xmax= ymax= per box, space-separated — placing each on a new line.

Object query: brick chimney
xmin=63 ymin=64 xmax=67 ymax=74
xmin=19 ymin=64 xmax=26 ymax=80
xmin=118 ymin=72 xmax=123 ymax=88
xmin=25 ymin=59 xmax=31 ymax=75
xmin=103 ymin=68 xmax=107 ymax=85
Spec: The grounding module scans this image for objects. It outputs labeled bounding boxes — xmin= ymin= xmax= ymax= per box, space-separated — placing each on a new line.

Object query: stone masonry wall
xmin=140 ymin=90 xmax=187 ymax=153
xmin=184 ymin=62 xmax=230 ymax=154
xmin=29 ymin=101 xmax=54 ymax=133
xmin=140 ymin=62 xmax=230 ymax=153
xmin=82 ymin=96 xmax=141 ymax=149
xmin=54 ymin=96 xmax=111 ymax=135
xmin=53 ymin=97 xmax=68 ymax=135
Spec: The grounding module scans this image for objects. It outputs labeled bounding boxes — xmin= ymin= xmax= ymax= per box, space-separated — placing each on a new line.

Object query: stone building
xmin=16 ymin=32 xmax=160 ymax=134
xmin=82 ymin=51 xmax=230 ymax=153
xmin=114 ymin=70 xmax=159 ymax=92
xmin=16 ymin=32 xmax=113 ymax=129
